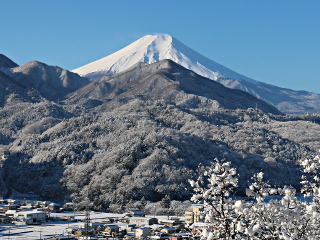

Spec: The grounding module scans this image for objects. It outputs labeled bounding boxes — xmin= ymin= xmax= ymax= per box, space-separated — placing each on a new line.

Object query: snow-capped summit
xmin=72 ymin=34 xmax=320 ymax=115
xmin=72 ymin=34 xmax=256 ymax=83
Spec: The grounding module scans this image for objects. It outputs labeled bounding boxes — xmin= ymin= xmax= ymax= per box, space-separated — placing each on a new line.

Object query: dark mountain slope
xmin=66 ymin=60 xmax=282 ymax=115
xmin=0 ymin=70 xmax=42 ymax=107
xmin=2 ymin=61 xmax=90 ymax=101
xmin=0 ymin=54 xmax=18 ymax=69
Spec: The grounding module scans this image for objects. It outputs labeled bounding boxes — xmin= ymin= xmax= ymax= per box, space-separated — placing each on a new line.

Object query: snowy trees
xmin=189 ymin=158 xmax=240 ymax=239
xmin=301 ymin=155 xmax=320 ymax=206
xmin=0 ymin=93 xmax=319 ymax=206
xmin=189 ymin=155 xmax=320 ymax=239
xmin=300 ymin=154 xmax=320 ymax=237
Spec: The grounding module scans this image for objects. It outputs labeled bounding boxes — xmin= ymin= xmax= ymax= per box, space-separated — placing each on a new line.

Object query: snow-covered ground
xmin=0 ymin=220 xmax=76 ymax=240
xmin=0 ymin=211 xmax=169 ymax=240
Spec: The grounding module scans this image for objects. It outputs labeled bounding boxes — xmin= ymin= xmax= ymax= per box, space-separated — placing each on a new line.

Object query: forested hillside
xmin=1 ymin=97 xmax=319 ymax=208
xmin=0 ymin=60 xmax=320 ymax=209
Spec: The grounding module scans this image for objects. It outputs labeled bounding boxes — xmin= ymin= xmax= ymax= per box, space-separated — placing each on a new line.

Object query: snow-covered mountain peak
xmin=72 ymin=34 xmax=174 ymax=79
xmin=70 ymin=34 xmax=320 ymax=114
xmin=72 ymin=34 xmax=257 ymax=83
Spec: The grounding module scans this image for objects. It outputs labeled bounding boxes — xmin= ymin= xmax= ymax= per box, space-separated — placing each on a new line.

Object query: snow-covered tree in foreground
xmin=243 ymin=172 xmax=309 ymax=239
xmin=300 ymin=154 xmax=320 ymax=237
xmin=189 ymin=158 xmax=240 ymax=239
xmin=190 ymin=156 xmax=320 ymax=239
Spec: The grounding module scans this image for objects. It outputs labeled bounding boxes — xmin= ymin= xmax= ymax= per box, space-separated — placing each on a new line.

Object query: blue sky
xmin=1 ymin=0 xmax=320 ymax=93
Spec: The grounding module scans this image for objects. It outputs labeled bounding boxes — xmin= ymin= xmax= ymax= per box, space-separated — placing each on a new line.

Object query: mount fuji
xmin=72 ymin=34 xmax=320 ymax=115
xmin=72 ymin=34 xmax=257 ymax=84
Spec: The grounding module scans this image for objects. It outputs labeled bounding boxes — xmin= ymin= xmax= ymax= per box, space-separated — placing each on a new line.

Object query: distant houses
xmin=62 ymin=209 xmax=190 ymax=239
xmin=0 ymin=203 xmax=208 ymax=239
xmin=0 ymin=198 xmax=63 ymax=225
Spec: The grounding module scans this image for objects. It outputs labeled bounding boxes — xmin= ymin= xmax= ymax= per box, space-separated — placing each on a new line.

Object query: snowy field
xmin=0 ymin=211 xmax=133 ymax=240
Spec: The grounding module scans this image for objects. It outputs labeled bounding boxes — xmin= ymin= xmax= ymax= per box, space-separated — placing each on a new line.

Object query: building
xmin=0 ymin=199 xmax=8 ymax=204
xmin=189 ymin=222 xmax=211 ymax=234
xmin=135 ymin=227 xmax=152 ymax=238
xmin=78 ymin=222 xmax=105 ymax=232
xmin=102 ymin=224 xmax=121 ymax=237
xmin=169 ymin=233 xmax=190 ymax=240
xmin=63 ymin=202 xmax=75 ymax=211
xmin=8 ymin=199 xmax=20 ymax=205
xmin=117 ymin=222 xmax=136 ymax=232
xmin=150 ymin=233 xmax=170 ymax=240
xmin=0 ymin=213 xmax=9 ymax=223
xmin=160 ymin=227 xmax=176 ymax=234
xmin=3 ymin=204 xmax=20 ymax=210
xmin=5 ymin=209 xmax=19 ymax=219
xmin=74 ymin=228 xmax=95 ymax=236
xmin=129 ymin=217 xmax=158 ymax=227
xmin=184 ymin=206 xmax=203 ymax=224
xmin=129 ymin=210 xmax=148 ymax=217
xmin=48 ymin=203 xmax=61 ymax=212
xmin=13 ymin=209 xmax=46 ymax=223
xmin=160 ymin=218 xmax=182 ymax=227
xmin=65 ymin=226 xmax=79 ymax=235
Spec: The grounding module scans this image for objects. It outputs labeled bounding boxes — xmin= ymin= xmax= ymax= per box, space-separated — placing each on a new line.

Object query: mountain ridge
xmin=71 ymin=34 xmax=320 ymax=115
xmin=0 ymin=54 xmax=19 ymax=69
xmin=67 ymin=59 xmax=282 ymax=115
xmin=1 ymin=57 xmax=320 ymax=206
xmin=2 ymin=60 xmax=90 ymax=101
xmin=0 ymin=70 xmax=43 ymax=106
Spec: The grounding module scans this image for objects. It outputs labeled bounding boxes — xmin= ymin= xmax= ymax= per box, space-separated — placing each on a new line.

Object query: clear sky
xmin=1 ymin=0 xmax=320 ymax=93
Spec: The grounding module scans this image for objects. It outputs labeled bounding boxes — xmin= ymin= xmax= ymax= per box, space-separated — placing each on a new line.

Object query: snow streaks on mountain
xmin=72 ymin=34 xmax=256 ymax=83
xmin=72 ymin=34 xmax=320 ymax=115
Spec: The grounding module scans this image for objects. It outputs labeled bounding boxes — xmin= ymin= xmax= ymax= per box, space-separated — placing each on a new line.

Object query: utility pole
xmin=73 ymin=202 xmax=76 ymax=219
xmin=84 ymin=199 xmax=91 ymax=240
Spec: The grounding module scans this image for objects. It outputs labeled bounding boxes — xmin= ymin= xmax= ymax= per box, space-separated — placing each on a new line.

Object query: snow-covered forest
xmin=1 ymin=94 xmax=320 ymax=209
xmin=1 ymin=56 xmax=320 ymax=211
